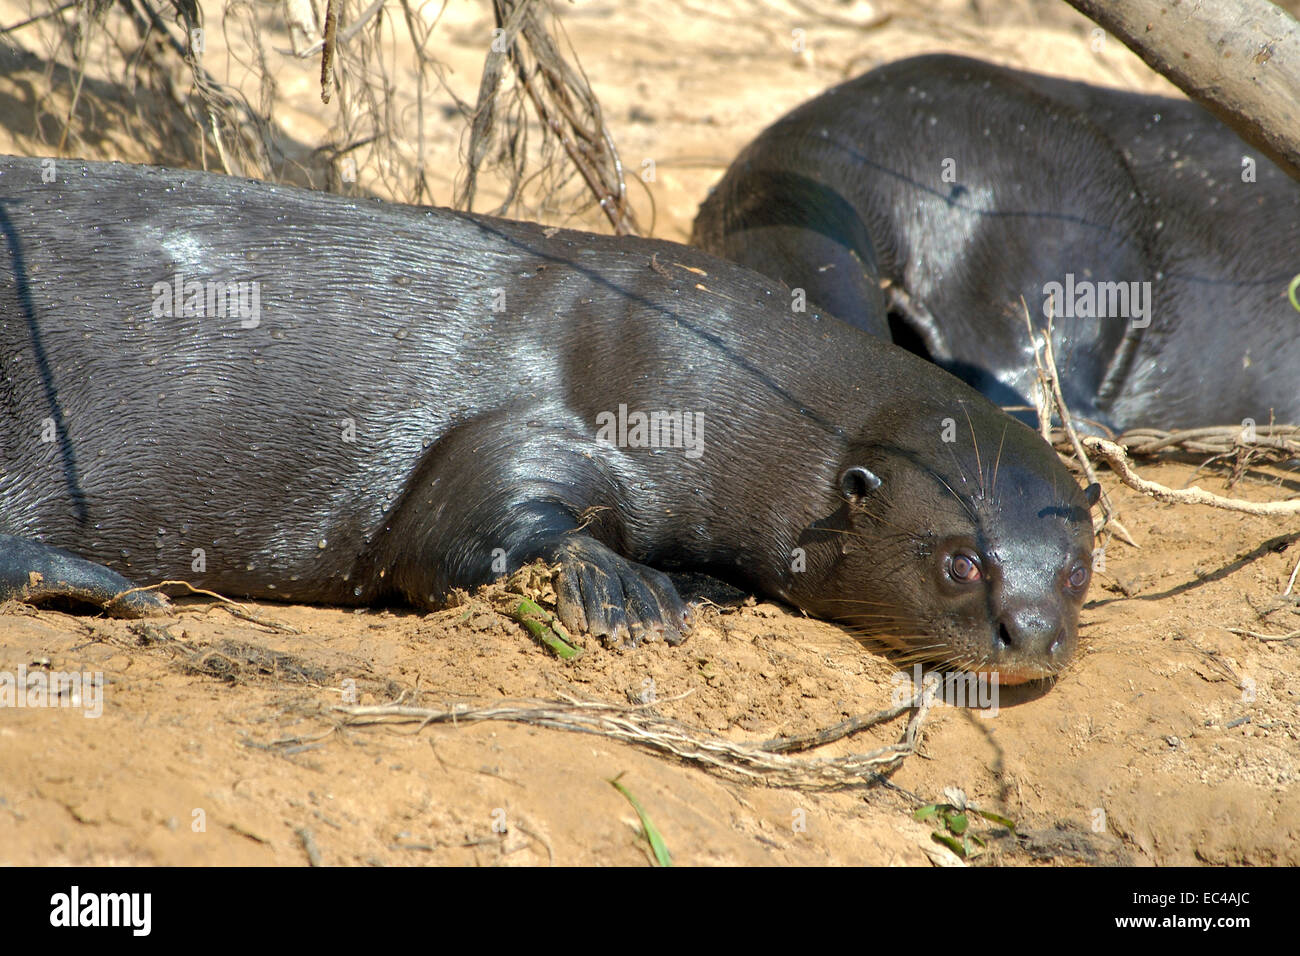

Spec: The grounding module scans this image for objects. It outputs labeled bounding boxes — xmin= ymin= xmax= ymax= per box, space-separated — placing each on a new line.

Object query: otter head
xmin=789 ymin=421 xmax=1099 ymax=685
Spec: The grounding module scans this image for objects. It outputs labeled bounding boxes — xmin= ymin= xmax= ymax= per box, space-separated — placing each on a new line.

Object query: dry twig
xmin=458 ymin=0 xmax=639 ymax=234
xmin=335 ymin=683 xmax=939 ymax=790
xmin=1080 ymin=437 xmax=1300 ymax=517
xmin=1226 ymin=627 xmax=1300 ymax=643
xmin=1022 ymin=301 xmax=1137 ymax=546
xmin=1020 ymin=302 xmax=1299 ymax=530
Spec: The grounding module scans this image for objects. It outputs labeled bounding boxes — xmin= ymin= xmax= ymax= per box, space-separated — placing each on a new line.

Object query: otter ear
xmin=1083 ymin=482 xmax=1102 ymax=508
xmin=839 ymin=465 xmax=882 ymax=503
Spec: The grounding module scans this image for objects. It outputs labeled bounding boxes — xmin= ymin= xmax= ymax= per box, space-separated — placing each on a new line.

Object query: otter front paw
xmin=548 ymin=537 xmax=690 ymax=648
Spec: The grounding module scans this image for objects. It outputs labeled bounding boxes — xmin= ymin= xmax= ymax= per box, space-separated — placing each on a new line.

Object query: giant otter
xmin=0 ymin=156 xmax=1097 ymax=682
xmin=693 ymin=54 xmax=1300 ymax=432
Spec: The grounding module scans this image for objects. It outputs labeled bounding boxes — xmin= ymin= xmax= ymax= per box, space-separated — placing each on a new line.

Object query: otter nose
xmin=996 ymin=609 xmax=1065 ymax=658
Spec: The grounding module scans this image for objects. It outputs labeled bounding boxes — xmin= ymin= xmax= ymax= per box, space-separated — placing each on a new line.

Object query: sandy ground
xmin=1 ymin=0 xmax=1298 ymax=866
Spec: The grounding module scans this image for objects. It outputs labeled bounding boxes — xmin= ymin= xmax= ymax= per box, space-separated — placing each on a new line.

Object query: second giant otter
xmin=693 ymin=54 xmax=1300 ymax=432
xmin=0 ymin=156 xmax=1097 ymax=683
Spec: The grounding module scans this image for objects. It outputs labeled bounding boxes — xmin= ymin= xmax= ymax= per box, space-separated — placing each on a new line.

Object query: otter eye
xmin=1067 ymin=564 xmax=1090 ymax=591
xmin=947 ymin=552 xmax=982 ymax=583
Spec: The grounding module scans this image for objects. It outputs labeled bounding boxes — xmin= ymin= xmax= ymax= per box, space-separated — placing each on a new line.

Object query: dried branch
xmin=335 ymin=684 xmax=938 ymax=790
xmin=458 ymin=0 xmax=639 ymax=234
xmin=1080 ymin=436 xmax=1300 ymax=516
xmin=1022 ymin=300 xmax=1137 ymax=545
xmin=1061 ymin=0 xmax=1300 ymax=181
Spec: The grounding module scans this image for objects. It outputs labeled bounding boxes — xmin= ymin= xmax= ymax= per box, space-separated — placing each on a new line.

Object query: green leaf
xmin=609 ymin=776 xmax=672 ymax=867
xmin=976 ymin=809 xmax=1017 ymax=831
xmin=932 ymin=831 xmax=966 ymax=857
xmin=914 ymin=804 xmax=941 ymax=822
xmin=512 ymin=597 xmax=581 ymax=659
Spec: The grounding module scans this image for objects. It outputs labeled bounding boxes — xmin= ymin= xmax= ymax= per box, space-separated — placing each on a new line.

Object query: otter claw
xmin=549 ymin=537 xmax=690 ymax=648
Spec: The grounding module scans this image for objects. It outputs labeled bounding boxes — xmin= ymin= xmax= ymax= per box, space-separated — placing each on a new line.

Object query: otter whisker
xmin=837 ymin=620 xmax=927 ymax=634
xmin=814 ymin=522 xmax=924 ymax=544
xmin=961 ymin=403 xmax=986 ymax=500
xmin=837 ymin=622 xmax=927 ymax=634
xmin=888 ymin=643 xmax=953 ymax=659
xmin=817 ymin=596 xmax=918 ymax=607
xmin=990 ymin=421 xmax=1009 ymax=501
xmin=831 ymin=618 xmax=920 ymax=626
xmin=829 ymin=505 xmax=931 ymax=541
xmin=930 ymin=462 xmax=980 ymax=524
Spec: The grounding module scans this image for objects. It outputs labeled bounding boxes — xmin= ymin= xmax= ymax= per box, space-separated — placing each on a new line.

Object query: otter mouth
xmin=851 ymin=629 xmax=1070 ymax=687
xmin=977 ymin=629 xmax=1075 ymax=685
xmin=821 ymin=602 xmax=1078 ymax=689
xmin=924 ymin=651 xmax=1068 ymax=688
xmin=972 ymin=662 xmax=1060 ymax=686
xmin=962 ymin=632 xmax=1076 ymax=685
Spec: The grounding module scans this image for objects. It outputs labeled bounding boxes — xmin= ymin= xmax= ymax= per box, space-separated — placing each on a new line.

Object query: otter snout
xmin=994 ymin=605 xmax=1069 ymax=662
xmin=985 ymin=552 xmax=1084 ymax=681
